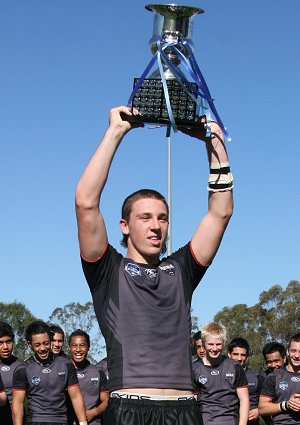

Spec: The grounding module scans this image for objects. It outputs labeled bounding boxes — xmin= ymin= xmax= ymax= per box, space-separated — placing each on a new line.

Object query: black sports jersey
xmin=67 ymin=361 xmax=108 ymax=425
xmin=193 ymin=356 xmax=248 ymax=425
xmin=82 ymin=242 xmax=207 ymax=392
xmin=0 ymin=355 xmax=23 ymax=424
xmin=95 ymin=357 xmax=108 ymax=381
xmin=245 ymin=367 xmax=263 ymax=410
xmin=13 ymin=354 xmax=78 ymax=423
xmin=260 ymin=368 xmax=300 ymax=425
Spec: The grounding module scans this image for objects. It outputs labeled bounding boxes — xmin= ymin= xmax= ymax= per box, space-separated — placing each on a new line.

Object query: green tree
xmin=48 ymin=301 xmax=103 ymax=363
xmin=0 ymin=301 xmax=37 ymax=359
xmin=213 ymin=280 xmax=300 ymax=371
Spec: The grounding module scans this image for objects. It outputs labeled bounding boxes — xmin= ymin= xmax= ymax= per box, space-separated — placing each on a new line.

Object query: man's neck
xmin=73 ymin=359 xmax=89 ymax=370
xmin=126 ymin=250 xmax=160 ymax=266
xmin=203 ymin=354 xmax=222 ymax=367
xmin=287 ymin=363 xmax=300 ymax=373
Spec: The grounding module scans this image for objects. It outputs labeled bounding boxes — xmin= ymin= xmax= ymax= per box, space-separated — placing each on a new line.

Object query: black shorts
xmin=103 ymin=397 xmax=203 ymax=425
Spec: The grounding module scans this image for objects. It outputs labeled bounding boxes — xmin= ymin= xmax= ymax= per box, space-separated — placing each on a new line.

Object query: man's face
xmin=51 ymin=332 xmax=64 ymax=354
xmin=69 ymin=335 xmax=89 ymax=365
xmin=204 ymin=335 xmax=223 ymax=362
xmin=120 ymin=198 xmax=168 ymax=262
xmin=265 ymin=351 xmax=286 ymax=372
xmin=228 ymin=347 xmax=248 ymax=367
xmin=28 ymin=333 xmax=51 ymax=363
xmin=195 ymin=338 xmax=206 ymax=359
xmin=0 ymin=335 xmax=14 ymax=361
xmin=287 ymin=341 xmax=300 ymax=370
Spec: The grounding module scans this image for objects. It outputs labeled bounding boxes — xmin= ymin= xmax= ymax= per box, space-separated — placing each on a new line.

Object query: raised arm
xmin=75 ymin=106 xmax=142 ymax=261
xmin=180 ymin=121 xmax=233 ymax=265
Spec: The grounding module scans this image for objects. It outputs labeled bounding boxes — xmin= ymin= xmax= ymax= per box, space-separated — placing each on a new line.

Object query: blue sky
xmin=1 ymin=0 xmax=299 ymax=333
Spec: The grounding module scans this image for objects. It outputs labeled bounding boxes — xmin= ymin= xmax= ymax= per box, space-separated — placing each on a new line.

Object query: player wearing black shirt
xmin=0 ymin=321 xmax=23 ymax=424
xmin=75 ymin=106 xmax=234 ymax=425
xmin=68 ymin=329 xmax=109 ymax=424
xmin=50 ymin=325 xmax=67 ymax=356
xmin=259 ymin=333 xmax=300 ymax=425
xmin=228 ymin=337 xmax=264 ymax=425
xmin=12 ymin=321 xmax=87 ymax=425
xmin=193 ymin=323 xmax=249 ymax=425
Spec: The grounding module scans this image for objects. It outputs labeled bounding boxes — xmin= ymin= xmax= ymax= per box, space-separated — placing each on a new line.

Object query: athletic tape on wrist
xmin=208 ymin=162 xmax=234 ymax=192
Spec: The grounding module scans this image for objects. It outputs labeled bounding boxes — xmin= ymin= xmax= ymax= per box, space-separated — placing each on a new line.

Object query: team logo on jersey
xmin=91 ymin=377 xmax=99 ymax=384
xmin=279 ymin=381 xmax=288 ymax=390
xmin=58 ymin=371 xmax=65 ymax=376
xmin=77 ymin=373 xmax=85 ymax=379
xmin=42 ymin=368 xmax=51 ymax=374
xmin=125 ymin=263 xmax=141 ymax=276
xmin=144 ymin=268 xmax=157 ymax=279
xmin=1 ymin=366 xmax=10 ymax=372
xmin=31 ymin=376 xmax=41 ymax=385
xmin=291 ymin=377 xmax=300 ymax=382
xmin=211 ymin=370 xmax=219 ymax=376
xmin=159 ymin=264 xmax=175 ymax=276
xmin=199 ymin=375 xmax=208 ymax=384
xmin=226 ymin=373 xmax=234 ymax=382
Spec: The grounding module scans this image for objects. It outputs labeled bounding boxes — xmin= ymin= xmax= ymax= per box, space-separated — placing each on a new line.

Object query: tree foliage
xmin=214 ymin=280 xmax=300 ymax=371
xmin=48 ymin=301 xmax=103 ymax=363
xmin=0 ymin=301 xmax=37 ymax=359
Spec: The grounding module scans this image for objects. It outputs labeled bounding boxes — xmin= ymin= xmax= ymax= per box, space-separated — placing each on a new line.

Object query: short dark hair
xmin=68 ymin=329 xmax=90 ymax=348
xmin=49 ymin=325 xmax=65 ymax=340
xmin=262 ymin=341 xmax=286 ymax=359
xmin=0 ymin=321 xmax=15 ymax=340
xmin=120 ymin=188 xmax=169 ymax=253
xmin=227 ymin=337 xmax=250 ymax=357
xmin=193 ymin=331 xmax=202 ymax=341
xmin=288 ymin=333 xmax=300 ymax=349
xmin=25 ymin=321 xmax=52 ymax=343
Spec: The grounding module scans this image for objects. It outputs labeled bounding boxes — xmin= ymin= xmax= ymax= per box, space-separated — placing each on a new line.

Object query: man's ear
xmin=120 ymin=219 xmax=129 ymax=235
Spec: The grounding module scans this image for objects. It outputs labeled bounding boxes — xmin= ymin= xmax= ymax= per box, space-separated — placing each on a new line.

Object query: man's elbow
xmin=75 ymin=186 xmax=98 ymax=214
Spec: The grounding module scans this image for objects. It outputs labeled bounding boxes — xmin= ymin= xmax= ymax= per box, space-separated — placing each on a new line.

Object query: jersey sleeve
xmin=81 ymin=244 xmax=122 ymax=293
xmin=12 ymin=364 xmax=28 ymax=391
xmin=99 ymin=370 xmax=108 ymax=393
xmin=169 ymin=243 xmax=208 ymax=291
xmin=0 ymin=374 xmax=4 ymax=392
xmin=260 ymin=374 xmax=276 ymax=399
xmin=234 ymin=362 xmax=248 ymax=388
xmin=66 ymin=362 xmax=79 ymax=387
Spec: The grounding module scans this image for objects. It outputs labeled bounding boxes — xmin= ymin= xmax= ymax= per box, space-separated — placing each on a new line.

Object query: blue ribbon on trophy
xmin=126 ymin=4 xmax=231 ymax=141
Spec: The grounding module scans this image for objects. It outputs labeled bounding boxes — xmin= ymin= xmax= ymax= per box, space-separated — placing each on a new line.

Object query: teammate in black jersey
xmin=12 ymin=320 xmax=87 ymax=425
xmin=0 ymin=321 xmax=23 ymax=425
xmin=68 ymin=329 xmax=109 ymax=424
xmin=193 ymin=323 xmax=249 ymax=425
xmin=259 ymin=333 xmax=300 ymax=424
xmin=75 ymin=106 xmax=234 ymax=425
xmin=50 ymin=325 xmax=66 ymax=356
xmin=228 ymin=337 xmax=264 ymax=425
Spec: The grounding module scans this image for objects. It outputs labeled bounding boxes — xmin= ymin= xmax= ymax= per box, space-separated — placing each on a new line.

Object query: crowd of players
xmin=0 ymin=319 xmax=300 ymax=425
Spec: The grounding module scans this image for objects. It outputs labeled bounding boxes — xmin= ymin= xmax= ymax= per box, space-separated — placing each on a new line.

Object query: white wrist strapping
xmin=208 ymin=161 xmax=234 ymax=192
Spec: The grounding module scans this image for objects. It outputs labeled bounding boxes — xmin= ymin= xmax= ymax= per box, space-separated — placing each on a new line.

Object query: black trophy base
xmin=124 ymin=78 xmax=205 ymax=129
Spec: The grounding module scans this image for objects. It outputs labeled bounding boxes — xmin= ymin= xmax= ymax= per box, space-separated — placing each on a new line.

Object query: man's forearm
xmin=75 ymin=126 xmax=125 ymax=210
xmin=12 ymin=404 xmax=24 ymax=425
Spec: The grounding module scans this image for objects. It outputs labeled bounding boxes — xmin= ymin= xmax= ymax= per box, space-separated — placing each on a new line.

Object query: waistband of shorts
xmin=110 ymin=391 xmax=195 ymax=401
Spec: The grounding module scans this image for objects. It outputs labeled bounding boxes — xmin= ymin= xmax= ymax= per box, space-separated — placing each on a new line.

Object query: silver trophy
xmin=125 ymin=3 xmax=206 ymax=128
